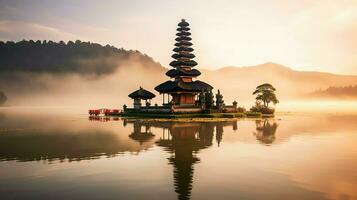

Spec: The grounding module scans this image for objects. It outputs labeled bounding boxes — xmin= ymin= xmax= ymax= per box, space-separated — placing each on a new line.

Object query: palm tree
xmin=253 ymin=83 xmax=279 ymax=107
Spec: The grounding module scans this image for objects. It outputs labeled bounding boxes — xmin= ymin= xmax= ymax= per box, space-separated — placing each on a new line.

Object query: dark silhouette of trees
xmin=312 ymin=84 xmax=357 ymax=98
xmin=0 ymin=91 xmax=6 ymax=105
xmin=250 ymin=83 xmax=279 ymax=114
xmin=252 ymin=83 xmax=279 ymax=107
xmin=0 ymin=40 xmax=162 ymax=76
xmin=204 ymin=90 xmax=214 ymax=109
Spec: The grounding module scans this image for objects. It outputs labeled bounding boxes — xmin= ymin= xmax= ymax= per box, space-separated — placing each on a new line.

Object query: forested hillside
xmin=0 ymin=40 xmax=163 ymax=75
xmin=311 ymin=84 xmax=357 ymax=99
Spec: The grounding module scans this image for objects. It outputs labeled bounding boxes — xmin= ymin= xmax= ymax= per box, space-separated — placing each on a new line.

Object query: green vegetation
xmin=251 ymin=83 xmax=279 ymax=114
xmin=250 ymin=102 xmax=275 ymax=114
xmin=245 ymin=112 xmax=263 ymax=117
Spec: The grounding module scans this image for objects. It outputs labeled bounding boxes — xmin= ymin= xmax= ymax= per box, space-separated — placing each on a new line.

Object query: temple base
xmin=124 ymin=104 xmax=238 ymax=114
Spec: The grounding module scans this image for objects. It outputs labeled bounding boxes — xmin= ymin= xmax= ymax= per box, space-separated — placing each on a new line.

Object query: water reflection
xmin=0 ymin=116 xmax=155 ymax=162
xmin=0 ymin=130 xmax=152 ymax=162
xmin=124 ymin=120 xmax=238 ymax=200
xmin=88 ymin=116 xmax=120 ymax=122
xmin=127 ymin=120 xmax=155 ymax=145
xmin=0 ymin=111 xmax=285 ymax=200
xmin=253 ymin=119 xmax=278 ymax=145
xmin=3 ymin=111 xmax=357 ymax=200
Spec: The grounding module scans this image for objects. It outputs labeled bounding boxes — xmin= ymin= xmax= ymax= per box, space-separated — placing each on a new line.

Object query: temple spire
xmin=170 ymin=19 xmax=198 ymax=69
xmin=155 ymin=19 xmax=213 ymax=105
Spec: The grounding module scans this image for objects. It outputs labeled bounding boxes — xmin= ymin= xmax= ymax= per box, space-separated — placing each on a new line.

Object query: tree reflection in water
xmin=0 ymin=130 xmax=126 ymax=162
xmin=253 ymin=119 xmax=278 ymax=145
xmin=0 ymin=117 xmax=154 ymax=162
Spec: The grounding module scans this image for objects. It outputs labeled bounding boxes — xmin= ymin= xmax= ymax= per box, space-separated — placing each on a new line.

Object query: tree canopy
xmin=253 ymin=83 xmax=279 ymax=107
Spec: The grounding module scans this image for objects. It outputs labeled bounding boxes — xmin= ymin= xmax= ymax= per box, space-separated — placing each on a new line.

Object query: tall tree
xmin=205 ymin=90 xmax=214 ymax=109
xmin=0 ymin=91 xmax=7 ymax=106
xmin=253 ymin=83 xmax=279 ymax=107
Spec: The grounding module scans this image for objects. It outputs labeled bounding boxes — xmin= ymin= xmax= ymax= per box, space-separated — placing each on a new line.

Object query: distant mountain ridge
xmin=199 ymin=62 xmax=357 ymax=101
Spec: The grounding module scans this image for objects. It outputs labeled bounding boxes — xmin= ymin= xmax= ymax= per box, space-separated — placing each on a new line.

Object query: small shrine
xmin=128 ymin=87 xmax=155 ymax=109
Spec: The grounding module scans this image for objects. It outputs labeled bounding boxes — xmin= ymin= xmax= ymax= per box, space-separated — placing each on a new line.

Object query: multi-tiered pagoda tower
xmin=155 ymin=19 xmax=213 ymax=106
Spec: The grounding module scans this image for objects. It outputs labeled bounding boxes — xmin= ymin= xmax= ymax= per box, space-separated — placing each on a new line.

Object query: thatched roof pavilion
xmin=128 ymin=87 xmax=155 ymax=100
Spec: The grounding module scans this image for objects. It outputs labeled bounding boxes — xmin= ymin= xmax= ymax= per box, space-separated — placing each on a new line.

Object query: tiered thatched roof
xmin=155 ymin=80 xmax=212 ymax=93
xmin=155 ymin=19 xmax=212 ymax=94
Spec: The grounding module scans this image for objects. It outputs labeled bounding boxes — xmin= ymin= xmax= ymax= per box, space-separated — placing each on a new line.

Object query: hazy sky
xmin=0 ymin=0 xmax=356 ymax=74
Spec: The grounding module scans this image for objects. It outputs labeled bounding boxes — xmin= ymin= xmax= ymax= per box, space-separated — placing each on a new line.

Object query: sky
xmin=0 ymin=0 xmax=356 ymax=75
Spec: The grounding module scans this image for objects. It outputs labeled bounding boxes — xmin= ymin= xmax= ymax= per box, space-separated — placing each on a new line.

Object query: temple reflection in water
xmin=124 ymin=119 xmax=238 ymax=200
xmin=0 ymin=115 xmax=278 ymax=200
xmin=128 ymin=120 xmax=155 ymax=145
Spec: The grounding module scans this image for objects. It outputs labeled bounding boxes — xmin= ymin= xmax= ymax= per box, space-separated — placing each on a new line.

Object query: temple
xmin=155 ymin=19 xmax=212 ymax=106
xmin=124 ymin=19 xmax=238 ymax=114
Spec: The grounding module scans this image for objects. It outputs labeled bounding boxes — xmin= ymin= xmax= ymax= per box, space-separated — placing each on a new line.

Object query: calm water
xmin=0 ymin=108 xmax=356 ymax=200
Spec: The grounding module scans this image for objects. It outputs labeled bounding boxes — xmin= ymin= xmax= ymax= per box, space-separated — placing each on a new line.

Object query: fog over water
xmin=1 ymin=63 xmax=166 ymax=108
xmin=2 ymin=63 xmax=357 ymax=113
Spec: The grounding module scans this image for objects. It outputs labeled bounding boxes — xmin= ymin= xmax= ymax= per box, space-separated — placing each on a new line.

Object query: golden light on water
xmin=277 ymin=100 xmax=357 ymax=113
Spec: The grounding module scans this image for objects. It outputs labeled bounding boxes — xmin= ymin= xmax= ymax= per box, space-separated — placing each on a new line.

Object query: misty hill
xmin=310 ymin=84 xmax=357 ymax=99
xmin=1 ymin=40 xmax=357 ymax=107
xmin=0 ymin=40 xmax=163 ymax=76
xmin=0 ymin=40 xmax=166 ymax=106
xmin=200 ymin=62 xmax=357 ymax=102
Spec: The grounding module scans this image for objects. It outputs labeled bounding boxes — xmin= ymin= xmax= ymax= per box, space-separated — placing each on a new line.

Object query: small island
xmin=94 ymin=19 xmax=279 ymax=119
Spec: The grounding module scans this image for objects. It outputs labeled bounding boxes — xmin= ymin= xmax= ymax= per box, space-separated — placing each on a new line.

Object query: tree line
xmin=0 ymin=40 xmax=161 ymax=75
xmin=312 ymin=84 xmax=357 ymax=97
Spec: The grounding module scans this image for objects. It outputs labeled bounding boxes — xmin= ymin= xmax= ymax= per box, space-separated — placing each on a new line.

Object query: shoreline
xmin=107 ymin=112 xmax=274 ymax=121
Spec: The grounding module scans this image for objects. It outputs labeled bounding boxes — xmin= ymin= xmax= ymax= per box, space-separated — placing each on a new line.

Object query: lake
xmin=0 ymin=107 xmax=356 ymax=200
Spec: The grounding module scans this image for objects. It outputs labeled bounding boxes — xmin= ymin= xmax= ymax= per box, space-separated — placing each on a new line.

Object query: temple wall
xmin=140 ymin=107 xmax=172 ymax=113
xmin=171 ymin=93 xmax=196 ymax=105
xmin=125 ymin=105 xmax=236 ymax=114
xmin=173 ymin=107 xmax=202 ymax=113
xmin=125 ymin=107 xmax=171 ymax=113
